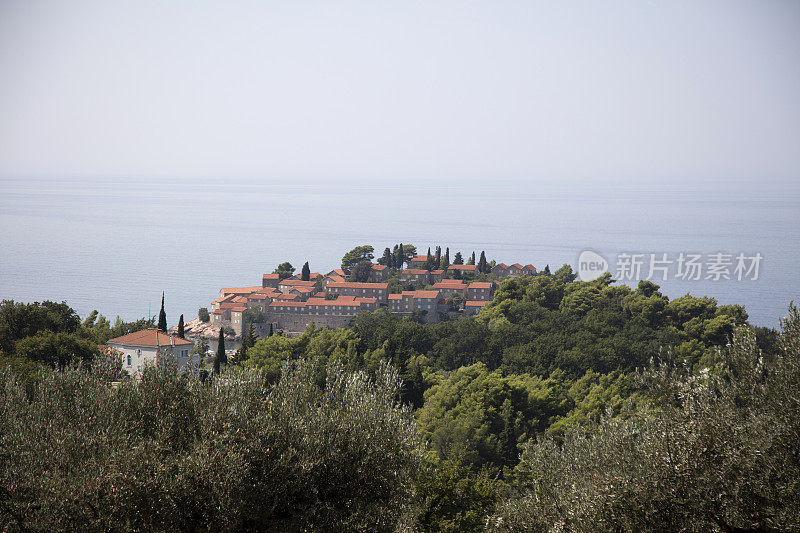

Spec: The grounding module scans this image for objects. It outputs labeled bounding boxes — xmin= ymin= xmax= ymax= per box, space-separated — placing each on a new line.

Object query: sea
xmin=1 ymin=176 xmax=798 ymax=328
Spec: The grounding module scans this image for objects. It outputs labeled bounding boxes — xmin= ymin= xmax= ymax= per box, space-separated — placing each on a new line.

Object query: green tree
xmin=177 ymin=314 xmax=185 ymax=338
xmin=490 ymin=317 xmax=800 ymax=532
xmin=426 ymin=247 xmax=434 ymax=270
xmin=301 ymin=261 xmax=311 ymax=281
xmin=478 ymin=251 xmax=487 ymax=273
xmin=441 ymin=248 xmax=450 ymax=270
xmin=467 ymin=252 xmax=476 ymax=265
xmin=341 ymin=245 xmax=375 ymax=271
xmin=435 ymin=246 xmax=442 ymax=269
xmin=453 ymin=252 xmax=464 ymax=265
xmin=273 ymin=262 xmax=295 ymax=280
xmin=157 ymin=292 xmax=167 ymax=333
xmin=396 ymin=242 xmax=404 ymax=269
xmin=198 ymin=307 xmax=210 ymax=323
xmin=214 ymin=328 xmax=227 ymax=373
xmin=349 ymin=260 xmax=373 ymax=282
xmin=378 ymin=247 xmax=393 ymax=266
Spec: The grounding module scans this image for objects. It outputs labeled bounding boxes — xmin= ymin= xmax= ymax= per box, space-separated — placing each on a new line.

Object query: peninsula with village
xmin=182 ymin=244 xmax=537 ymax=345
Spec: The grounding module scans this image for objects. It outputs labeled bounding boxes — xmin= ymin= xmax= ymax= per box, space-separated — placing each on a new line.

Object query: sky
xmin=1 ymin=1 xmax=798 ymax=184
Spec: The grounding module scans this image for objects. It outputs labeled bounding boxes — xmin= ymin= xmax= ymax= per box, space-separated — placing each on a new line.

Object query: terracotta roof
xmin=290 ymin=273 xmax=322 ymax=280
xmin=409 ymin=255 xmax=429 ymax=262
xmin=431 ymin=269 xmax=445 ymax=274
xmin=511 ymin=263 xmax=524 ymax=269
xmin=220 ymin=302 xmax=239 ymax=310
xmin=212 ymin=309 xmax=224 ymax=314
xmin=327 ymin=269 xmax=348 ymax=277
xmin=433 ymin=280 xmax=467 ymax=288
xmin=356 ymin=297 xmax=378 ymax=304
xmin=408 ymin=290 xmax=441 ymax=299
xmin=389 ymin=294 xmax=402 ymax=300
xmin=448 ymin=264 xmax=477 ymax=271
xmin=524 ymin=264 xmax=536 ymax=271
xmin=371 ymin=264 xmax=387 ymax=271
xmin=279 ymin=279 xmax=317 ymax=287
xmin=220 ymin=287 xmax=261 ymax=295
xmin=494 ymin=263 xmax=508 ymax=269
xmin=232 ymin=296 xmax=247 ymax=303
xmin=402 ymin=269 xmax=429 ymax=275
xmin=262 ymin=273 xmax=280 ymax=280
xmin=256 ymin=287 xmax=280 ymax=294
xmin=468 ymin=282 xmax=493 ymax=289
xmin=231 ymin=306 xmax=246 ymax=312
xmin=327 ymin=282 xmax=388 ymax=289
xmin=275 ymin=294 xmax=299 ymax=300
xmin=466 ymin=300 xmax=488 ymax=307
xmin=108 ymin=329 xmax=193 ymax=347
xmin=324 ymin=275 xmax=346 ymax=283
xmin=248 ymin=293 xmax=269 ymax=300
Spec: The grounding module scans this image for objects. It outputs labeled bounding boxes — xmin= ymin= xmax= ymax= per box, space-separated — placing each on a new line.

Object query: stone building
xmin=466 ymin=281 xmax=494 ymax=301
xmin=326 ymin=281 xmax=389 ymax=303
xmin=108 ymin=329 xmax=195 ymax=377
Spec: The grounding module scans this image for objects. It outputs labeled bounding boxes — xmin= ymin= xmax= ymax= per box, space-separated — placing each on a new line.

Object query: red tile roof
xmin=448 ymin=264 xmax=477 ymax=271
xmin=494 ymin=263 xmax=508 ymax=269
xmin=212 ymin=309 xmax=224 ymax=314
xmin=108 ymin=329 xmax=193 ymax=347
xmin=262 ymin=273 xmax=280 ymax=280
xmin=356 ymin=297 xmax=378 ymax=304
xmin=466 ymin=300 xmax=488 ymax=307
xmin=231 ymin=306 xmax=246 ymax=312
xmin=326 ymin=269 xmax=348 ymax=277
xmin=324 ymin=274 xmax=346 ymax=283
xmin=409 ymin=255 xmax=429 ymax=262
xmin=327 ymin=282 xmax=388 ymax=289
xmin=389 ymin=294 xmax=402 ymax=300
xmin=468 ymin=282 xmax=493 ymax=289
xmin=433 ymin=280 xmax=467 ymax=288
xmin=221 ymin=287 xmax=261 ymax=295
xmin=408 ymin=290 xmax=441 ymax=299
xmin=371 ymin=264 xmax=387 ymax=271
xmin=232 ymin=296 xmax=248 ymax=303
xmin=431 ymin=269 xmax=445 ymax=274
xmin=305 ymin=297 xmax=365 ymax=307
xmin=275 ymin=294 xmax=299 ymax=300
xmin=402 ymin=269 xmax=429 ymax=275
xmin=279 ymin=279 xmax=317 ymax=287
xmin=248 ymin=293 xmax=269 ymax=300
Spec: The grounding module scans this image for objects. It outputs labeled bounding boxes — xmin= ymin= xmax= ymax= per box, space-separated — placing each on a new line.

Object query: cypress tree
xmin=269 ymin=323 xmax=274 ymax=336
xmin=177 ymin=314 xmax=185 ymax=339
xmin=441 ymin=248 xmax=450 ymax=270
xmin=379 ymin=247 xmax=393 ymax=266
xmin=214 ymin=328 xmax=227 ymax=373
xmin=435 ymin=246 xmax=441 ymax=269
xmin=453 ymin=251 xmax=464 ymax=265
xmin=426 ymin=247 xmax=433 ymax=270
xmin=157 ymin=292 xmax=167 ymax=332
xmin=301 ymin=261 xmax=311 ymax=281
xmin=468 ymin=251 xmax=476 ymax=265
xmin=397 ymin=243 xmax=404 ymax=269
xmin=478 ymin=251 xmax=488 ymax=273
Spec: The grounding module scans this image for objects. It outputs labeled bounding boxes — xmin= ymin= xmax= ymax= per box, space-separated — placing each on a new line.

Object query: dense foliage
xmin=0 ymin=361 xmax=422 ymax=531
xmin=489 ymin=311 xmax=800 ymax=532
xmin=2 ymin=263 xmax=796 ymax=531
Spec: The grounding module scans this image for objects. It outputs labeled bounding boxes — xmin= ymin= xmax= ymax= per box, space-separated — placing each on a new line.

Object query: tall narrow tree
xmin=269 ymin=323 xmax=274 ymax=336
xmin=468 ymin=251 xmax=476 ymax=265
xmin=177 ymin=314 xmax=185 ymax=339
xmin=441 ymin=248 xmax=450 ymax=270
xmin=397 ymin=243 xmax=404 ymax=269
xmin=157 ymin=292 xmax=167 ymax=332
xmin=214 ymin=328 xmax=227 ymax=373
xmin=478 ymin=251 xmax=488 ymax=273
xmin=379 ymin=247 xmax=393 ymax=266
xmin=435 ymin=246 xmax=442 ymax=269
xmin=301 ymin=261 xmax=311 ymax=281
xmin=426 ymin=247 xmax=433 ymax=270
xmin=453 ymin=251 xmax=464 ymax=265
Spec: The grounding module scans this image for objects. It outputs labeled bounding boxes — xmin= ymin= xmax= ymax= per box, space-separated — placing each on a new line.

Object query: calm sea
xmin=1 ymin=177 xmax=798 ymax=328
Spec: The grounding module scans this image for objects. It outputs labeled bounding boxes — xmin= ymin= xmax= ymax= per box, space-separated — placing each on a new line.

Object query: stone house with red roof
xmin=107 ymin=329 xmax=195 ymax=377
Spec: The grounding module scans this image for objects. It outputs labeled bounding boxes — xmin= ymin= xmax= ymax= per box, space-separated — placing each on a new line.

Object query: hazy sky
xmin=1 ymin=1 xmax=798 ymax=183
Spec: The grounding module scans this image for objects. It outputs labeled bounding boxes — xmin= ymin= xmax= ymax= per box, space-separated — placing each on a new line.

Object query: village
xmin=204 ymin=254 xmax=537 ymax=339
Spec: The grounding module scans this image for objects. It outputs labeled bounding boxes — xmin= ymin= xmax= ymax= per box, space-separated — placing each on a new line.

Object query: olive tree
xmin=489 ymin=309 xmax=800 ymax=532
xmin=0 ymin=359 xmax=423 ymax=532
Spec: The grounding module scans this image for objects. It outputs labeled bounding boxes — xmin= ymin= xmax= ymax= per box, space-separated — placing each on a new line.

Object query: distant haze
xmin=1 ymin=1 xmax=798 ymax=184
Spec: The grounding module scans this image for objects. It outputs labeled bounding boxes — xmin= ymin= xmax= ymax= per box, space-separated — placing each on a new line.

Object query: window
xmin=127 ymin=354 xmax=131 ymax=366
xmin=137 ymin=349 xmax=141 ymax=357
